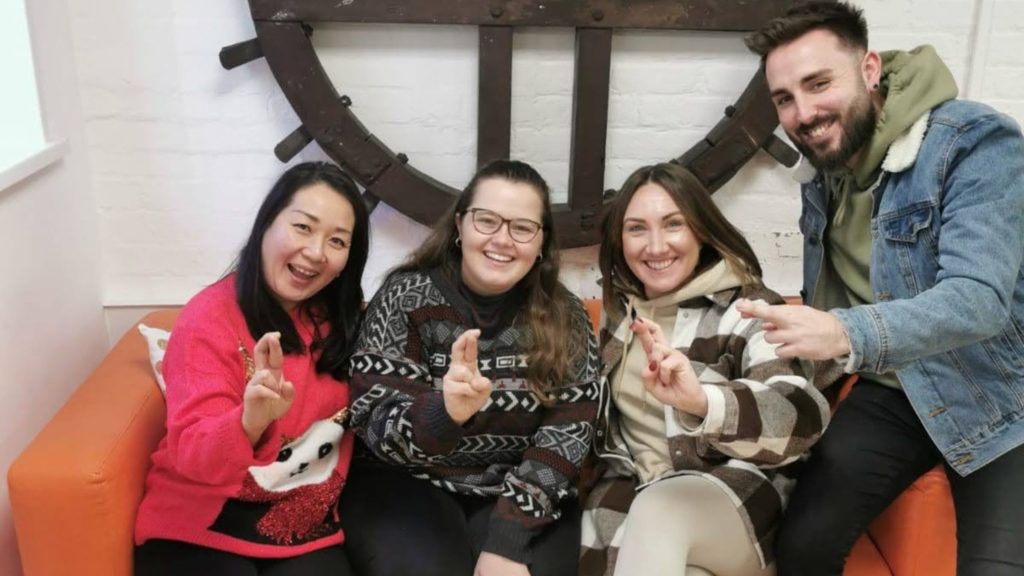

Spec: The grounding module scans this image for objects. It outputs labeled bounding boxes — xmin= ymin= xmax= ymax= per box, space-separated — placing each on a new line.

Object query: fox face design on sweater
xmin=209 ymin=410 xmax=348 ymax=546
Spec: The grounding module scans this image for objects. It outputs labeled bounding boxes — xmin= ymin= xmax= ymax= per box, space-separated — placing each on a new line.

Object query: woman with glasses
xmin=578 ymin=163 xmax=830 ymax=576
xmin=341 ymin=159 xmax=601 ymax=576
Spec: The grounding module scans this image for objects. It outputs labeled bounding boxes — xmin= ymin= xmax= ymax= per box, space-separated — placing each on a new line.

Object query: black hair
xmin=234 ymin=161 xmax=370 ymax=379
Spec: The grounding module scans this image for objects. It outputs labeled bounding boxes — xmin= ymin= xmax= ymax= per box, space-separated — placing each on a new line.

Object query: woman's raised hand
xmin=631 ymin=318 xmax=708 ymax=417
xmin=443 ymin=329 xmax=493 ymax=425
xmin=241 ymin=332 xmax=296 ymax=445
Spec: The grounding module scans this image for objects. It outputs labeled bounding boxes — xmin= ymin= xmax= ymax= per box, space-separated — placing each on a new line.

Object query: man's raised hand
xmin=735 ymin=299 xmax=851 ymax=360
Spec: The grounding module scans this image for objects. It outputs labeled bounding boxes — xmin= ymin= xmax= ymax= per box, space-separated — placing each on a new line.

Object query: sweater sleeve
xmin=349 ymin=273 xmax=467 ymax=464
xmin=483 ymin=297 xmax=601 ymax=563
xmin=162 ymin=297 xmax=282 ymax=486
xmin=672 ymin=291 xmax=831 ymax=468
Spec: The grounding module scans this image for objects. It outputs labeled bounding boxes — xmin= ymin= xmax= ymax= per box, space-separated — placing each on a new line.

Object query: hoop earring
xmin=455 ymin=237 xmax=462 ymax=247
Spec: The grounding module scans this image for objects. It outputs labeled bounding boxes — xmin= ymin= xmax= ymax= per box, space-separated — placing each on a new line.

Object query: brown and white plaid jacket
xmin=579 ymin=284 xmax=831 ymax=575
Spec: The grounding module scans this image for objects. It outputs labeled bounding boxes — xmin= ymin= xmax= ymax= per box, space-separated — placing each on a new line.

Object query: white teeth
xmin=804 ymin=121 xmax=832 ymax=139
xmin=290 ymin=264 xmax=318 ymax=278
xmin=484 ymin=252 xmax=512 ymax=263
xmin=646 ymin=259 xmax=675 ymax=271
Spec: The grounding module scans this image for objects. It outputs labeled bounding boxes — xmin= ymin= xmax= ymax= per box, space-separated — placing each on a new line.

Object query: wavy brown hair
xmin=392 ymin=159 xmax=574 ymax=399
xmin=599 ymin=162 xmax=763 ymax=318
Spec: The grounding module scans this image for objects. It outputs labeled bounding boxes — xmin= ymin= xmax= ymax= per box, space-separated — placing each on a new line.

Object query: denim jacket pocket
xmin=878 ymin=202 xmax=936 ymax=243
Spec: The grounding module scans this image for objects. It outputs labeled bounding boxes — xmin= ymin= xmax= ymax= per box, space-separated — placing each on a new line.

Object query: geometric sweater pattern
xmin=349 ymin=269 xmax=601 ymax=563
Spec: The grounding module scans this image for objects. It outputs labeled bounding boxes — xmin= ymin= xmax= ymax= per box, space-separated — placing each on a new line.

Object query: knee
xmin=775 ymin=510 xmax=845 ymax=576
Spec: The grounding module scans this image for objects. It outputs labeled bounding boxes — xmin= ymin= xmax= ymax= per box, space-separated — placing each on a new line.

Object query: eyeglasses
xmin=465 ymin=208 xmax=543 ymax=243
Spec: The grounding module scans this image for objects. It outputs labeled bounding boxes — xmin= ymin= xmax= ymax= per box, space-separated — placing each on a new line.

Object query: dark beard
xmin=793 ymin=95 xmax=877 ymax=173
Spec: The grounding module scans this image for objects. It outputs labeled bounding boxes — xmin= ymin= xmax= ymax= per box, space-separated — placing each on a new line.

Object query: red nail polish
xmin=649 ymin=361 xmax=657 ymax=372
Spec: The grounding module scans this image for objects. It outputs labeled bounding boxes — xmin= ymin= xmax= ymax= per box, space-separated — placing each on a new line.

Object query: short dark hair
xmin=235 ymin=161 xmax=370 ymax=379
xmin=600 ymin=162 xmax=764 ymax=316
xmin=744 ymin=1 xmax=868 ymax=60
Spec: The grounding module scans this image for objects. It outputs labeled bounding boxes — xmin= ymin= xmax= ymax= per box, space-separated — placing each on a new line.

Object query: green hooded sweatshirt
xmin=816 ymin=45 xmax=958 ymax=388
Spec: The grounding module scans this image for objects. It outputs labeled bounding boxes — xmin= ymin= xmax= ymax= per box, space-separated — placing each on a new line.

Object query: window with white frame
xmin=0 ymin=0 xmax=52 ymax=189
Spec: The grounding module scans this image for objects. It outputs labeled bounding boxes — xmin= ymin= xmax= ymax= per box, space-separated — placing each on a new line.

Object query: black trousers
xmin=339 ymin=463 xmax=581 ymax=576
xmin=777 ymin=381 xmax=1024 ymax=575
xmin=134 ymin=539 xmax=354 ymax=576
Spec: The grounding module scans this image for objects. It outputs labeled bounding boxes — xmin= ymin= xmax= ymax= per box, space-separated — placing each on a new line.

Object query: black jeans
xmin=339 ymin=462 xmax=581 ymax=576
xmin=134 ymin=539 xmax=354 ymax=576
xmin=777 ymin=381 xmax=1024 ymax=575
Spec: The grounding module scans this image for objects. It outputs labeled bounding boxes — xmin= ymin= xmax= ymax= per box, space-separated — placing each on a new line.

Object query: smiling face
xmin=765 ymin=28 xmax=880 ymax=172
xmin=455 ymin=177 xmax=545 ymax=296
xmin=261 ymin=182 xmax=356 ymax=311
xmin=622 ymin=182 xmax=703 ymax=300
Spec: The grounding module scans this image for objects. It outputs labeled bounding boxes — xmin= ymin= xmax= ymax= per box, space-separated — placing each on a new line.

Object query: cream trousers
xmin=613 ymin=475 xmax=776 ymax=576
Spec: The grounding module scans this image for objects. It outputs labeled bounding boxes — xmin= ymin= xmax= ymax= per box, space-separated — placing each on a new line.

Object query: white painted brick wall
xmin=67 ymin=0 xmax=1024 ymax=310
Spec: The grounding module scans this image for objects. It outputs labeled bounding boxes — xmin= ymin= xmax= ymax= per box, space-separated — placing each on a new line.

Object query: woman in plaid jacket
xmin=579 ymin=163 xmax=831 ymax=576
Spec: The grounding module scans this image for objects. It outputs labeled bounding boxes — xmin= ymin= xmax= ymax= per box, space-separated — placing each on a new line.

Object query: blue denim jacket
xmin=799 ymin=99 xmax=1024 ymax=476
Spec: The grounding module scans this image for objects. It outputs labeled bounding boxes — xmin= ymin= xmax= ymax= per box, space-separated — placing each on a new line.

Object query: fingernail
xmin=648 ymin=361 xmax=657 ymax=372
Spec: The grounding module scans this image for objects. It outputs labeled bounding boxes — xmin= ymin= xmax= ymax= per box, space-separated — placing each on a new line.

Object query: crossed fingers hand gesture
xmin=443 ymin=329 xmax=493 ymax=425
xmin=734 ymin=299 xmax=851 ymax=360
xmin=241 ymin=332 xmax=295 ymax=445
xmin=631 ymin=318 xmax=707 ymax=417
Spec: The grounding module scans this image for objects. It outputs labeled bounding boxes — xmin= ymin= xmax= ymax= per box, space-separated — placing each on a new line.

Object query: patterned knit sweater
xmin=135 ymin=275 xmax=353 ymax=558
xmin=349 ymin=268 xmax=601 ymax=563
xmin=580 ymin=264 xmax=831 ymax=574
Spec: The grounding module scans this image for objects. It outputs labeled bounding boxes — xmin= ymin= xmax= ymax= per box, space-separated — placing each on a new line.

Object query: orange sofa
xmin=9 ymin=304 xmax=955 ymax=575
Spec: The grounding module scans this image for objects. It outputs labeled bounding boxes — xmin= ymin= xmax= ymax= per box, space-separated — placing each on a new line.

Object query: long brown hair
xmin=599 ymin=162 xmax=763 ymax=318
xmin=392 ymin=159 xmax=574 ymax=398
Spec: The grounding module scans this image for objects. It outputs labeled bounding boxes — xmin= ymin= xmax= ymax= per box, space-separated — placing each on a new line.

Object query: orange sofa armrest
xmin=8 ymin=310 xmax=178 ymax=576
xmin=866 ymin=466 xmax=955 ymax=576
xmin=834 ymin=378 xmax=956 ymax=576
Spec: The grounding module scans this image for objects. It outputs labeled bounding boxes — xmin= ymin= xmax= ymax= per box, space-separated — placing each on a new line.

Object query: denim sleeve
xmin=835 ymin=112 xmax=1024 ymax=374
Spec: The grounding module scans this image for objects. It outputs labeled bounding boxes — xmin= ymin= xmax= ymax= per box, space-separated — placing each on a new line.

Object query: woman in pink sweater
xmin=134 ymin=162 xmax=369 ymax=575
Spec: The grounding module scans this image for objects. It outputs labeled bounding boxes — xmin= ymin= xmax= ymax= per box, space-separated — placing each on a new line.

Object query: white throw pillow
xmin=137 ymin=323 xmax=170 ymax=395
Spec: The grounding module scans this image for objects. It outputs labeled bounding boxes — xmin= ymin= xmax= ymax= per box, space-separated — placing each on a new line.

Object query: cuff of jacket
xmin=671 ymin=384 xmax=725 ymax=436
xmin=831 ymin=306 xmax=886 ymax=374
xmin=483 ymin=514 xmax=534 ymax=565
xmin=410 ymin=392 xmax=465 ymax=456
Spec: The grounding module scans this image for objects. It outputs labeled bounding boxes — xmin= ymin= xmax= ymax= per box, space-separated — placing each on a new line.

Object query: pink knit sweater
xmin=135 ymin=275 xmax=353 ymax=558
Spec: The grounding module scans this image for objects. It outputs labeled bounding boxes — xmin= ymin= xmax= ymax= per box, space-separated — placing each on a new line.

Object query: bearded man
xmin=741 ymin=3 xmax=1024 ymax=575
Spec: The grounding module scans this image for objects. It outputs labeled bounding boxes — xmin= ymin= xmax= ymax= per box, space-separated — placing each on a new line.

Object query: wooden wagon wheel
xmin=221 ymin=0 xmax=801 ymax=248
